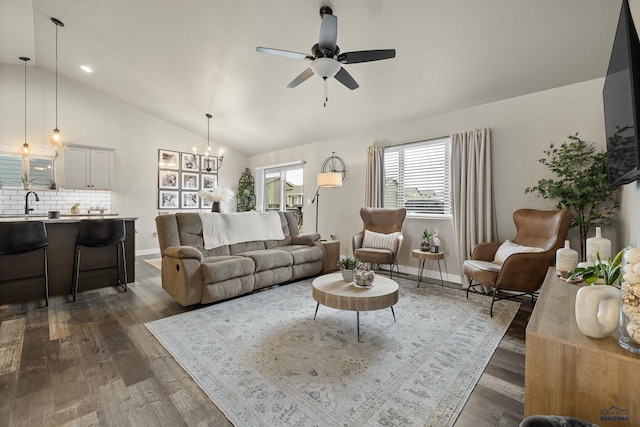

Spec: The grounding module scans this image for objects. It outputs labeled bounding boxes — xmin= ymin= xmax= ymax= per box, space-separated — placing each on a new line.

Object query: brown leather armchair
xmin=353 ymin=208 xmax=407 ymax=278
xmin=462 ymin=209 xmax=572 ymax=316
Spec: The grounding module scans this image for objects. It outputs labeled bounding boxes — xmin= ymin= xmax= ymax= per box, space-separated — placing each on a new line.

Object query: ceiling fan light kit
xmin=256 ymin=6 xmax=395 ymax=106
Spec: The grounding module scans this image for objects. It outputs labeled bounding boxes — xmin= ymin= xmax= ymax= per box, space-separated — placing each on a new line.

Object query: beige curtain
xmin=365 ymin=146 xmax=385 ymax=208
xmin=451 ymin=128 xmax=497 ymax=285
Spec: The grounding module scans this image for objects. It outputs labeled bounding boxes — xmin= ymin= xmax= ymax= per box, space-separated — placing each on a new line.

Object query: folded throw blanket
xmin=200 ymin=211 xmax=285 ymax=250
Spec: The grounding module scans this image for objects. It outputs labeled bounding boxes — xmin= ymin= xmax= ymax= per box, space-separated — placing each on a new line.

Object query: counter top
xmin=0 ymin=214 xmax=138 ymax=223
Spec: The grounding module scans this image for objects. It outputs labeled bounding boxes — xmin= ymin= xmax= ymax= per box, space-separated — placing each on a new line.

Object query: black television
xmin=603 ymin=0 xmax=640 ymax=187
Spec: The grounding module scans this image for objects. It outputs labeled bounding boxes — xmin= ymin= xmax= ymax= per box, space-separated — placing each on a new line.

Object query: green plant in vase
xmin=420 ymin=228 xmax=432 ymax=251
xmin=338 ymin=256 xmax=362 ymax=282
xmin=567 ymin=249 xmax=623 ymax=286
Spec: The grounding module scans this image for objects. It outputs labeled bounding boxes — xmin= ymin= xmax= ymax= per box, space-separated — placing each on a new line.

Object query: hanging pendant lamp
xmin=49 ymin=17 xmax=64 ymax=147
xmin=202 ymin=113 xmax=224 ymax=172
xmin=19 ymin=57 xmax=31 ymax=156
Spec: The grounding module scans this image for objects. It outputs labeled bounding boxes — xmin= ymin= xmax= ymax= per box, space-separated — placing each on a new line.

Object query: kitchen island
xmin=0 ymin=215 xmax=136 ymax=302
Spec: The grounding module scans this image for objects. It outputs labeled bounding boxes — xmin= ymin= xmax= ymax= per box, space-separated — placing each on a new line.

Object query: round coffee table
xmin=312 ymin=272 xmax=399 ymax=341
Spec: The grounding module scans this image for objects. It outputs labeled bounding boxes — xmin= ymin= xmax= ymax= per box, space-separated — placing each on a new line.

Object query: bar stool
xmin=72 ymin=219 xmax=127 ymax=301
xmin=0 ymin=221 xmax=49 ymax=307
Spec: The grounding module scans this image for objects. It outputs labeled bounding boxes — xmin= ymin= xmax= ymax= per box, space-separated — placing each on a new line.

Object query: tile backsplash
xmin=0 ymin=189 xmax=112 ymax=215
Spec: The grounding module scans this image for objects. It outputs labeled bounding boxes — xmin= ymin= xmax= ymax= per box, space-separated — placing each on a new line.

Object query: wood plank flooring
xmin=0 ymin=255 xmax=531 ymax=426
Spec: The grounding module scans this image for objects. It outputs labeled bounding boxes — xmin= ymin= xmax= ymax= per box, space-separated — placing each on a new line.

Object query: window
xmin=384 ymin=137 xmax=451 ymax=215
xmin=0 ymin=154 xmax=54 ymax=189
xmin=256 ymin=161 xmax=305 ymax=230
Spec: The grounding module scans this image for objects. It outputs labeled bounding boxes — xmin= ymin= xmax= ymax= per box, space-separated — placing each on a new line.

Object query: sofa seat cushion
xmin=276 ymin=245 xmax=323 ymax=264
xmin=462 ymin=260 xmax=501 ymax=287
xmin=238 ymin=249 xmax=293 ymax=272
xmin=201 ymin=256 xmax=255 ymax=284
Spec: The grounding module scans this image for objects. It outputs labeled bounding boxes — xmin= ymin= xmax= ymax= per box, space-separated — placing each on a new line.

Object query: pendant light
xmin=48 ymin=17 xmax=65 ymax=147
xmin=19 ymin=57 xmax=31 ymax=155
xmin=202 ymin=113 xmax=224 ymax=172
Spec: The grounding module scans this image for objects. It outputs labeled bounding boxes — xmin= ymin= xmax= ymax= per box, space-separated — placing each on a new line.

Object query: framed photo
xmin=201 ymin=174 xmax=217 ymax=190
xmin=158 ymin=190 xmax=179 ymax=209
xmin=159 ymin=169 xmax=179 ymax=189
xmin=181 ymin=152 xmax=200 ymax=171
xmin=181 ymin=191 xmax=199 ymax=209
xmin=201 ymin=197 xmax=213 ymax=209
xmin=158 ymin=150 xmax=179 ymax=170
xmin=181 ymin=172 xmax=200 ymax=190
xmin=200 ymin=155 xmax=218 ymax=173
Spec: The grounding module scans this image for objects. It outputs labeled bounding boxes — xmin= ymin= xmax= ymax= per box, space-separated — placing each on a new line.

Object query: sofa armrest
xmin=164 ymin=245 xmax=204 ymax=263
xmin=471 ymin=242 xmax=501 ymax=262
xmin=291 ymin=233 xmax=321 ymax=246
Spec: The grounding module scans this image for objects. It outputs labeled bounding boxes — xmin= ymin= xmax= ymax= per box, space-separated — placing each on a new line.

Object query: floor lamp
xmin=313 ymin=172 xmax=342 ymax=234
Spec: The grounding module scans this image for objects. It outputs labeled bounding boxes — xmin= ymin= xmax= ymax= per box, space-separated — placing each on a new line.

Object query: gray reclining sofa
xmin=155 ymin=211 xmax=324 ymax=306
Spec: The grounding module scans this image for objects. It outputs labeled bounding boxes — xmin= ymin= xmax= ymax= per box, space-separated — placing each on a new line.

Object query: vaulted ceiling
xmin=0 ymin=0 xmax=625 ymax=156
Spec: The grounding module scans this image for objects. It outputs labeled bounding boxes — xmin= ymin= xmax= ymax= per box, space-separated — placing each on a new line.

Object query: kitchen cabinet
xmin=64 ymin=145 xmax=114 ymax=189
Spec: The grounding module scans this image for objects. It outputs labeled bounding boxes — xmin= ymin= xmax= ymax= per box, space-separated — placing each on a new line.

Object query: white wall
xmin=250 ymin=78 xmax=609 ymax=283
xmin=0 ymin=63 xmax=248 ymax=254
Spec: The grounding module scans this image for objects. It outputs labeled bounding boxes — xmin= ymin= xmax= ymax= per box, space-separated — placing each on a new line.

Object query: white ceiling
xmin=0 ymin=0 xmax=625 ymax=156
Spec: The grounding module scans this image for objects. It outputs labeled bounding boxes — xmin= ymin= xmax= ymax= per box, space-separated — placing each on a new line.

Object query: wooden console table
xmin=525 ymin=267 xmax=640 ymax=425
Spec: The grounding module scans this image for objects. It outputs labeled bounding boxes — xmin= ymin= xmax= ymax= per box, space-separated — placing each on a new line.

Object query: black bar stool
xmin=72 ymin=219 xmax=127 ymax=301
xmin=0 ymin=221 xmax=49 ymax=307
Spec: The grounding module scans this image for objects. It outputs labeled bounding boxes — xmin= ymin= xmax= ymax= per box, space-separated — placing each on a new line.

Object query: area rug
xmin=145 ymin=277 xmax=519 ymax=426
xmin=144 ymin=258 xmax=162 ymax=271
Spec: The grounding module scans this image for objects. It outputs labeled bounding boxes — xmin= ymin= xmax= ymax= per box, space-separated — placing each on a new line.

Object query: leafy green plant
xmin=338 ymin=256 xmax=361 ymax=270
xmin=525 ymin=133 xmax=618 ymax=258
xmin=568 ymin=249 xmax=623 ymax=286
xmin=421 ymin=228 xmax=432 ymax=240
xmin=19 ymin=171 xmax=38 ymax=184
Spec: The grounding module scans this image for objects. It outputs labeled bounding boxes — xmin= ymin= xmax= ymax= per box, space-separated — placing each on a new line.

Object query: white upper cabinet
xmin=64 ymin=145 xmax=114 ymax=190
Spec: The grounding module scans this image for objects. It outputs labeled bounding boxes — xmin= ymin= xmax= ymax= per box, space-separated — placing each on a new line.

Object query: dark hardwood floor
xmin=0 ymin=255 xmax=530 ymax=426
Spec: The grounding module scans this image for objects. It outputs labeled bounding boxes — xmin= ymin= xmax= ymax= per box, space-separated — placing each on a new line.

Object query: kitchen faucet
xmin=25 ymin=191 xmax=39 ymax=215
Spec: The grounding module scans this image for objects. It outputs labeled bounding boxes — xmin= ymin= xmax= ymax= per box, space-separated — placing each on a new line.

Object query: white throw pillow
xmin=362 ymin=230 xmax=401 ymax=250
xmin=493 ymin=240 xmax=544 ymax=265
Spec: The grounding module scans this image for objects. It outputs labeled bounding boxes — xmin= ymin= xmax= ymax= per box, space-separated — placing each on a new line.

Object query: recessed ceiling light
xmin=80 ymin=65 xmax=93 ymax=73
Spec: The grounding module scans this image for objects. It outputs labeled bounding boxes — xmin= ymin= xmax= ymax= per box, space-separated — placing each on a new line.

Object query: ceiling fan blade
xmin=287 ymin=68 xmax=315 ymax=88
xmin=334 ymin=67 xmax=359 ymax=90
xmin=256 ymin=47 xmax=312 ymax=60
xmin=338 ymin=49 xmax=396 ymax=64
xmin=318 ymin=13 xmax=337 ymax=52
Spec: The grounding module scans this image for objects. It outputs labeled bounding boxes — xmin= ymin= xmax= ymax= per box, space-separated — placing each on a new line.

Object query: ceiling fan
xmin=256 ymin=6 xmax=396 ymax=106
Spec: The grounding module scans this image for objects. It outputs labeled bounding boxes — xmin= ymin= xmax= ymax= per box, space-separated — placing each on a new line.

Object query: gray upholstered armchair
xmin=352 ymin=208 xmax=407 ymax=278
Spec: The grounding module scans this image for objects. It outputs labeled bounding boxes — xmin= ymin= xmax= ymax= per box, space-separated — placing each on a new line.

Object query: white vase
xmin=556 ymin=240 xmax=578 ymax=274
xmin=586 ymin=227 xmax=611 ymax=264
xmin=341 ymin=269 xmax=355 ymax=283
xmin=575 ymin=284 xmax=620 ymax=338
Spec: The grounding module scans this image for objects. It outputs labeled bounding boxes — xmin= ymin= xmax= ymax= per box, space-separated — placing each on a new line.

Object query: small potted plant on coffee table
xmin=338 ymin=256 xmax=362 ymax=283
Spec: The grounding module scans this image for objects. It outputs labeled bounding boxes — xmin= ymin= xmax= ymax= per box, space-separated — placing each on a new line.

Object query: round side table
xmin=411 ymin=249 xmax=445 ymax=287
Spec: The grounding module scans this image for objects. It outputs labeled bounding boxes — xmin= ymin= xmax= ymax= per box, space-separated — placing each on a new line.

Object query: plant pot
xmin=22 ymin=183 xmax=30 ymax=190
xmin=420 ymin=239 xmax=431 ymax=252
xmin=211 ymin=201 xmax=221 ymax=213
xmin=341 ymin=269 xmax=355 ymax=283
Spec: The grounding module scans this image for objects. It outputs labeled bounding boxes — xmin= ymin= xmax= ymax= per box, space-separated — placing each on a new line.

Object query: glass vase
xmin=619 ymin=247 xmax=640 ymax=355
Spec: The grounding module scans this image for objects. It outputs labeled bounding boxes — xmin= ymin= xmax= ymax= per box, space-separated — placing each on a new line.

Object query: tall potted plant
xmin=525 ymin=134 xmax=618 ymax=259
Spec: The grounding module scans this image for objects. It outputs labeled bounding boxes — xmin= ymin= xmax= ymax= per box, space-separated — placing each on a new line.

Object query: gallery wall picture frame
xmin=158 ymin=149 xmax=180 ymax=170
xmin=181 ymin=152 xmax=200 ymax=172
xmin=181 ymin=172 xmax=200 ymax=190
xmin=200 ymin=155 xmax=218 ymax=173
xmin=181 ymin=191 xmax=199 ymax=209
xmin=201 ymin=197 xmax=213 ymax=209
xmin=159 ymin=169 xmax=179 ymax=189
xmin=158 ymin=190 xmax=179 ymax=210
xmin=201 ymin=173 xmax=217 ymax=190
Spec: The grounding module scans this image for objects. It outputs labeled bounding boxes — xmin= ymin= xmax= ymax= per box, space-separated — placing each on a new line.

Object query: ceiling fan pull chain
xmin=324 ymin=77 xmax=328 ymax=108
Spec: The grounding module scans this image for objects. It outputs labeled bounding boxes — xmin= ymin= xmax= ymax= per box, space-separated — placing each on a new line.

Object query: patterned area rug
xmin=146 ymin=277 xmax=519 ymax=426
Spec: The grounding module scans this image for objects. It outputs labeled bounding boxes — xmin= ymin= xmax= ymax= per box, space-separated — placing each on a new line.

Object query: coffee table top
xmin=312 ymin=272 xmax=399 ymax=312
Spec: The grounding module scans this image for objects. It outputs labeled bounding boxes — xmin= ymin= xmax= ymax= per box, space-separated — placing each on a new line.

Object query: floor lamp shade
xmin=317 ymin=172 xmax=342 ymax=188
